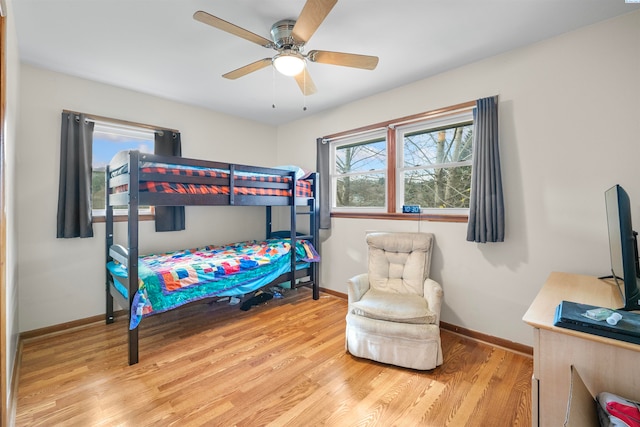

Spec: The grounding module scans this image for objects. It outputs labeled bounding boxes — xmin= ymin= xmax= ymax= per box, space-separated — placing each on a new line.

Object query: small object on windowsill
xmin=402 ymin=205 xmax=421 ymax=214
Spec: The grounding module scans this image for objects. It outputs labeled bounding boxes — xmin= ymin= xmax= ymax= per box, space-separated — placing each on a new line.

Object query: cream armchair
xmin=345 ymin=232 xmax=443 ymax=370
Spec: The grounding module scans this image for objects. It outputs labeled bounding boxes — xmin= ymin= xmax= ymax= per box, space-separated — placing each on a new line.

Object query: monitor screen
xmin=604 ymin=184 xmax=640 ymax=310
xmin=605 ymin=186 xmax=624 ymax=284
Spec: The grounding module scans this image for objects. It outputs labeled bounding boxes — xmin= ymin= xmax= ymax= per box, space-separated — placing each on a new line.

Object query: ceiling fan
xmin=193 ymin=0 xmax=379 ymax=95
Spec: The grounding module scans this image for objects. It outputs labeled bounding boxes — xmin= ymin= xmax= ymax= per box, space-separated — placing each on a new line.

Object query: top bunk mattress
xmin=111 ymin=160 xmax=313 ymax=198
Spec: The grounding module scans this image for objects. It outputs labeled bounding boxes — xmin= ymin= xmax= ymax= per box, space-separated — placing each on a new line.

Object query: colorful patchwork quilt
xmin=107 ymin=238 xmax=320 ymax=329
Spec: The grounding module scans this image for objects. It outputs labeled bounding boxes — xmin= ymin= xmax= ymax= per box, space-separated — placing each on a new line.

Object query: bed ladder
xmin=265 ymin=172 xmax=320 ymax=300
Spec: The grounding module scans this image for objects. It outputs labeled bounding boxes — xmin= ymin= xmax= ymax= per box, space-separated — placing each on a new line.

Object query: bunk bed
xmin=104 ymin=150 xmax=320 ymax=365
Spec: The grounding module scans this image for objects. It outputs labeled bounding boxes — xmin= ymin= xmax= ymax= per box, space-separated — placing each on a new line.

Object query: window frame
xmin=330 ymin=129 xmax=388 ymax=213
xmin=395 ymin=111 xmax=474 ymax=216
xmin=91 ymin=121 xmax=155 ymax=222
xmin=326 ymin=101 xmax=475 ymax=223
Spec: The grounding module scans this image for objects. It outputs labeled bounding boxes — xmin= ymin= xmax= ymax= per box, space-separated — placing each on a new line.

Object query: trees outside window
xmin=400 ymin=121 xmax=473 ymax=210
xmin=333 ymin=136 xmax=387 ymax=209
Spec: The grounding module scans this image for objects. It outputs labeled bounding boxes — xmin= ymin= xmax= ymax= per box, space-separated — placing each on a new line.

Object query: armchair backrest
xmin=366 ymin=232 xmax=434 ymax=296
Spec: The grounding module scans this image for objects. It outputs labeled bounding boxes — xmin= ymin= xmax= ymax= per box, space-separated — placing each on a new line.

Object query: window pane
xmin=403 ymin=166 xmax=472 ymax=208
xmin=403 ymin=124 xmax=473 ymax=167
xmin=336 ymin=138 xmax=386 ymax=174
xmin=92 ymin=170 xmax=106 ymax=210
xmin=336 ymin=174 xmax=385 ymax=207
xmin=92 ymin=126 xmax=154 ymax=213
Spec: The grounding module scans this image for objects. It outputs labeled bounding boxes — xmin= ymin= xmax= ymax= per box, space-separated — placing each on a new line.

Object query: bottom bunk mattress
xmin=107 ymin=238 xmax=320 ymax=329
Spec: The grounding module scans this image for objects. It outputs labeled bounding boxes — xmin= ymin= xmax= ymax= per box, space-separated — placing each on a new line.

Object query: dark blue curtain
xmin=316 ymin=137 xmax=331 ymax=229
xmin=57 ymin=112 xmax=94 ymax=238
xmin=466 ymin=96 xmax=504 ymax=243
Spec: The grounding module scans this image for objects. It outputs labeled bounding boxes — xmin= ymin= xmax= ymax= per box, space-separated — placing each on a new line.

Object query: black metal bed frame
xmin=104 ymin=150 xmax=320 ymax=365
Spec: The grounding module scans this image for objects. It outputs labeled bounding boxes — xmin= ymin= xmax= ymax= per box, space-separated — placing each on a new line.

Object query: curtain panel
xmin=316 ymin=137 xmax=331 ymax=229
xmin=56 ymin=112 xmax=94 ymax=238
xmin=466 ymin=96 xmax=505 ymax=243
xmin=154 ymin=131 xmax=186 ymax=232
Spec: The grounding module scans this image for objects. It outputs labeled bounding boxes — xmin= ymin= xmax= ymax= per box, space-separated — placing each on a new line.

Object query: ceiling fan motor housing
xmin=271 ymin=19 xmax=299 ymax=50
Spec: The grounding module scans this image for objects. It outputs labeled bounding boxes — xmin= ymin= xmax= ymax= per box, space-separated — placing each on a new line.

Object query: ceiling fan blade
xmin=307 ymin=50 xmax=379 ymax=70
xmin=294 ymin=67 xmax=317 ymax=96
xmin=223 ymin=58 xmax=272 ymax=80
xmin=291 ymin=0 xmax=337 ymax=44
xmin=194 ymin=11 xmax=273 ymax=48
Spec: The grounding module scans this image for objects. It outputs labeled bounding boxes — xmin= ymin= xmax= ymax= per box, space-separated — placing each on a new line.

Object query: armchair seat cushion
xmin=351 ymin=289 xmax=437 ymax=325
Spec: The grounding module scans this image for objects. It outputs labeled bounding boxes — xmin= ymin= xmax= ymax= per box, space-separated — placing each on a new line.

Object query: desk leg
xmin=532 ymin=375 xmax=539 ymax=427
xmin=531 ymin=328 xmax=540 ymax=427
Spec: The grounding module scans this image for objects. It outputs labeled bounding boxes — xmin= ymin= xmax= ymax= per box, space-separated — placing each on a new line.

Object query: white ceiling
xmin=12 ymin=0 xmax=640 ymax=126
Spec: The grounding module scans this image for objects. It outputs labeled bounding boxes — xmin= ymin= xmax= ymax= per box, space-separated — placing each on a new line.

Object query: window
xmin=397 ymin=113 xmax=473 ymax=214
xmin=332 ymin=133 xmax=387 ymax=210
xmin=92 ymin=122 xmax=154 ymax=217
xmin=329 ymin=105 xmax=474 ymax=218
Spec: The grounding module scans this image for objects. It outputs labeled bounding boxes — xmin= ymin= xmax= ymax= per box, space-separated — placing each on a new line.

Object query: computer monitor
xmin=605 ymin=184 xmax=640 ymax=311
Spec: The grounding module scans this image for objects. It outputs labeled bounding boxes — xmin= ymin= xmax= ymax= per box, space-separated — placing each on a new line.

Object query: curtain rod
xmin=321 ymin=126 xmax=387 ymax=144
xmin=62 ymin=110 xmax=179 ymax=134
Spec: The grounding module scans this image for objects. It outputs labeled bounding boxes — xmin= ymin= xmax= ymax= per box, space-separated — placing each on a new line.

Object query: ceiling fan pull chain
xmin=272 ymin=67 xmax=276 ymax=109
xmin=303 ymin=70 xmax=307 ymax=111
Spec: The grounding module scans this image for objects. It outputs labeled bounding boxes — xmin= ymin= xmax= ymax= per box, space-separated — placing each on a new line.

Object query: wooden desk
xmin=523 ymin=272 xmax=640 ymax=427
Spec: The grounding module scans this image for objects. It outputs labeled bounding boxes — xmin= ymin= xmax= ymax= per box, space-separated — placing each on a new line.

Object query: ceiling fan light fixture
xmin=273 ymin=52 xmax=305 ymax=76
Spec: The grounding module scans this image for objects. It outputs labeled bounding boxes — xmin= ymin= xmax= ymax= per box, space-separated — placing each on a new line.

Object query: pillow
xmin=275 ymin=165 xmax=309 ymax=180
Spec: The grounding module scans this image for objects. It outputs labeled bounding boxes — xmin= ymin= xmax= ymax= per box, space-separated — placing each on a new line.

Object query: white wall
xmin=277 ymin=10 xmax=640 ymax=346
xmin=4 ymin=0 xmax=21 ymax=414
xmin=16 ymin=65 xmax=279 ymax=331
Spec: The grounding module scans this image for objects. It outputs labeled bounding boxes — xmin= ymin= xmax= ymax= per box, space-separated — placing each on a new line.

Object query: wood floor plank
xmin=16 ymin=289 xmax=532 ymax=426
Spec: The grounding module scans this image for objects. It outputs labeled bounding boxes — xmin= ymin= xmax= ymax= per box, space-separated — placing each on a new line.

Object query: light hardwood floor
xmin=16 ymin=289 xmax=532 ymax=426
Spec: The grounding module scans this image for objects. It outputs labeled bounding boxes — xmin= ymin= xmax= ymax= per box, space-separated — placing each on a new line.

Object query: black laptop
xmin=553 ymin=300 xmax=640 ymax=345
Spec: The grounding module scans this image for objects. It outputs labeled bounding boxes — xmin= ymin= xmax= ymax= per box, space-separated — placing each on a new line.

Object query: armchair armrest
xmin=423 ymin=278 xmax=443 ymax=324
xmin=347 ymin=273 xmax=370 ymax=304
